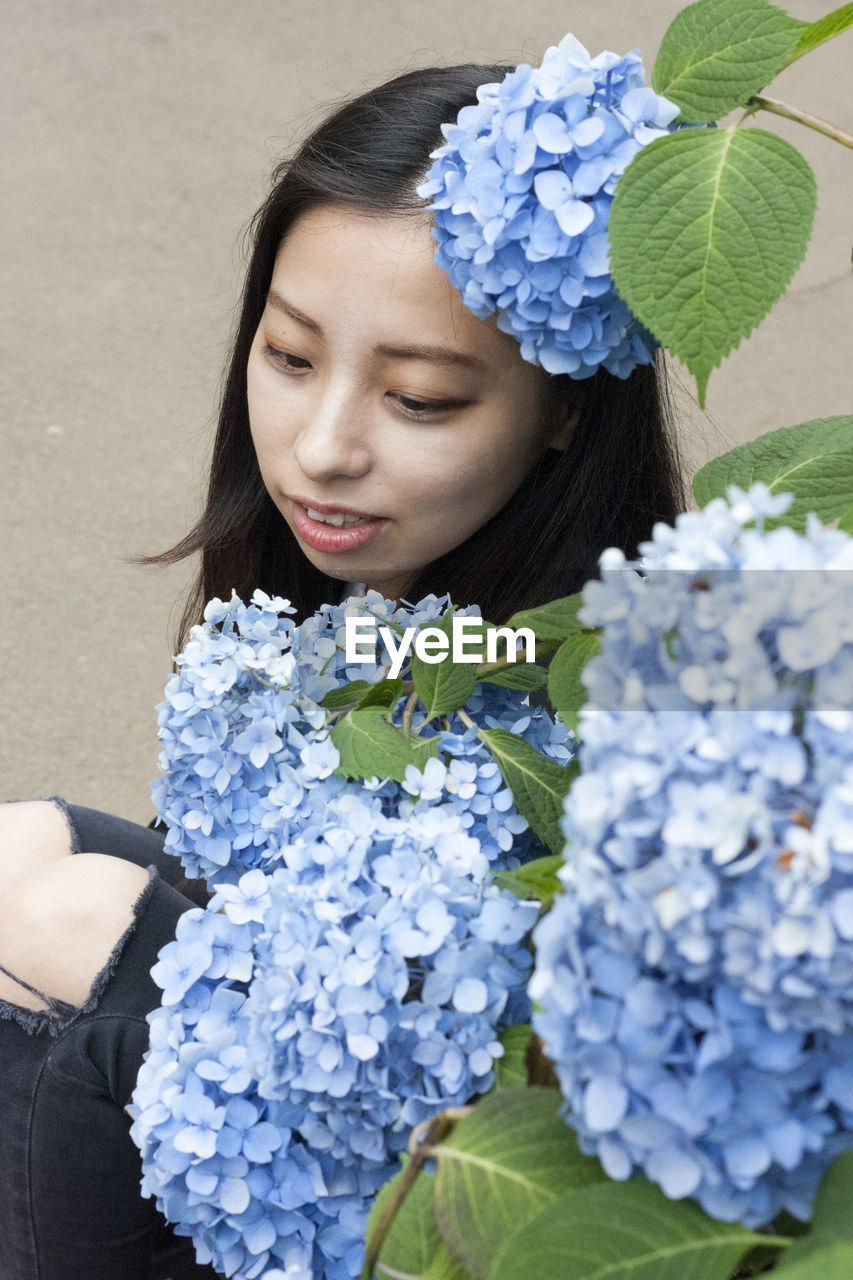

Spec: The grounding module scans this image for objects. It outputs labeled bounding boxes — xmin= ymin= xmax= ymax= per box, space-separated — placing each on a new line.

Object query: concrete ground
xmin=1 ymin=0 xmax=851 ymax=823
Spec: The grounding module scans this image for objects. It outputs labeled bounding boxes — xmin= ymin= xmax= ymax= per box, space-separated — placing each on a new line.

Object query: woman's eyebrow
xmin=376 ymin=342 xmax=487 ymax=372
xmin=266 ymin=289 xmax=321 ymax=333
xmin=266 ymin=288 xmax=487 ymax=372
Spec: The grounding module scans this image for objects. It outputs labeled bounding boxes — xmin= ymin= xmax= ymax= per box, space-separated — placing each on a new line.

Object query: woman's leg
xmin=0 ymin=853 xmax=217 ymax=1279
xmin=0 ymin=854 xmax=150 ymax=1008
xmin=57 ymin=799 xmax=190 ymax=885
xmin=0 ymin=796 xmax=188 ymax=884
xmin=0 ymin=800 xmax=73 ymax=895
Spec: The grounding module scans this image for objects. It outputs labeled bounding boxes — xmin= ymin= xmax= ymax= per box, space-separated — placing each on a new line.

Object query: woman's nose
xmin=292 ymin=378 xmax=371 ymax=483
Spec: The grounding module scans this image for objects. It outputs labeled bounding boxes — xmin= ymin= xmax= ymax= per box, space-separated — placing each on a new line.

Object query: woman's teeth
xmin=306 ymin=506 xmax=371 ymax=528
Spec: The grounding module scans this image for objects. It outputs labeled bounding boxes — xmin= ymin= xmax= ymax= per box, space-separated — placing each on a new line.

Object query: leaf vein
xmin=577 ymin=1233 xmax=759 ymax=1280
xmin=440 ymin=1146 xmax=556 ymax=1195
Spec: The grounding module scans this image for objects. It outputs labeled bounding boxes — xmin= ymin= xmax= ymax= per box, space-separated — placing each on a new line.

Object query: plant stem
xmin=456 ymin=707 xmax=477 ymax=732
xmin=401 ymin=690 xmax=419 ymax=738
xmin=475 ymin=656 xmax=522 ymax=678
xmin=360 ymin=1110 xmax=467 ymax=1280
xmin=359 ymin=1152 xmax=426 ymax=1280
xmin=474 ymin=637 xmax=562 ymax=679
xmin=747 ymin=94 xmax=853 ymax=150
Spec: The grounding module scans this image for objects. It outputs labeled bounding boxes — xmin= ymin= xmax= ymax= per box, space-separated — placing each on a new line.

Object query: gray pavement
xmin=2 ymin=0 xmax=851 ymax=823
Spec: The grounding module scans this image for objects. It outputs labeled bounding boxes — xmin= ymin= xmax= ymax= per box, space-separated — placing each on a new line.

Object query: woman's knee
xmin=0 ymin=800 xmax=74 ymax=896
xmin=0 ymin=854 xmax=151 ymax=1011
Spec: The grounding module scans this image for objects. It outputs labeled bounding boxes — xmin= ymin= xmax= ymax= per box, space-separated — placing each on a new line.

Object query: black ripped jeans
xmin=0 ymin=802 xmax=218 ymax=1280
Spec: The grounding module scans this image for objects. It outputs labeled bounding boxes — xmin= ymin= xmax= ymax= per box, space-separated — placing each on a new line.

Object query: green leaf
xmin=489 ymin=1180 xmax=764 ymax=1280
xmin=772 ymin=1241 xmax=853 ymax=1280
xmin=785 ymin=1 xmax=853 ymax=66
xmin=652 ymin=0 xmax=806 ymax=123
xmin=493 ymin=1025 xmax=533 ymax=1088
xmin=838 ymin=505 xmax=853 ymax=535
xmin=548 ymin=633 xmax=601 ymax=732
xmin=478 ymin=662 xmax=548 ymax=692
xmin=692 ymin=415 xmax=853 ymax=530
xmin=331 ymin=707 xmax=438 ymax=782
xmin=419 ymin=1242 xmax=477 ymax=1280
xmin=479 ymin=729 xmax=576 ymax=855
xmin=493 ymin=854 xmax=565 ymax=907
xmin=505 ymin=593 xmax=585 ymax=641
xmin=609 ymin=126 xmax=816 ymax=406
xmin=322 ymin=680 xmax=373 ymax=710
xmin=368 ymin=1161 xmax=440 ymax=1276
xmin=368 ymin=1163 xmax=477 ymax=1280
xmin=411 ymin=609 xmax=479 ymax=720
xmin=770 ymin=1151 xmax=853 ymax=1272
xmin=475 ymin=621 xmax=547 ymax=690
xmin=806 ymin=1149 xmax=853 ymax=1236
xmin=356 ymin=678 xmax=404 ymax=710
xmin=432 ymin=1087 xmax=606 ymax=1280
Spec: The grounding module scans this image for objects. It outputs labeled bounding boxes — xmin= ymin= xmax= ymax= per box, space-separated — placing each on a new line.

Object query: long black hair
xmin=154 ymin=64 xmax=683 ymax=642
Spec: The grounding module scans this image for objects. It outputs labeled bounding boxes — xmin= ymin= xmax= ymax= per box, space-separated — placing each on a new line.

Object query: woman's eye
xmin=393 ymin=393 xmax=464 ymax=419
xmin=265 ymin=345 xmax=312 ymax=371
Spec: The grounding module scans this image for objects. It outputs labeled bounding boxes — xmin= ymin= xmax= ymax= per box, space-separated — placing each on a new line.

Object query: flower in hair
xmin=417 ymin=34 xmax=680 ymax=379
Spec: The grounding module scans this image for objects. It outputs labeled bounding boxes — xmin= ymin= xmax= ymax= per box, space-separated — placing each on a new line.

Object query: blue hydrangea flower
xmin=132 ymin=587 xmax=572 ymax=1278
xmin=531 ymin=485 xmax=853 ymax=1226
xmin=153 ymin=590 xmax=570 ymax=885
xmin=417 ymin=32 xmax=680 ymax=378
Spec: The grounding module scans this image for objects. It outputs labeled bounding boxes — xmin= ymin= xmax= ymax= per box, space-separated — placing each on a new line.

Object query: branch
xmin=359 ymin=1110 xmax=468 ymax=1280
xmin=401 ymin=690 xmax=419 ymax=738
xmin=359 ymin=1145 xmax=431 ymax=1280
xmin=474 ymin=636 xmax=562 ymax=680
xmin=747 ymin=94 xmax=853 ymax=150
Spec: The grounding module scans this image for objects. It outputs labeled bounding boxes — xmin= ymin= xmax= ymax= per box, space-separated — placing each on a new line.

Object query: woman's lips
xmin=291 ymin=500 xmax=388 ymax=553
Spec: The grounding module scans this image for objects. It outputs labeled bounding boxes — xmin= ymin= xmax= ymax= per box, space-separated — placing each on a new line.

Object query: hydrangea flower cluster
xmin=154 ymin=590 xmax=566 ymax=885
xmin=132 ymin=589 xmax=571 ymax=1278
xmin=531 ymin=485 xmax=853 ymax=1226
xmin=417 ymin=33 xmax=680 ymax=378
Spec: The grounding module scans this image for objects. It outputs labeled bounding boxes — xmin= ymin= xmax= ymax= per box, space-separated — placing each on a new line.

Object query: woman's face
xmin=247 ymin=205 xmax=572 ymax=598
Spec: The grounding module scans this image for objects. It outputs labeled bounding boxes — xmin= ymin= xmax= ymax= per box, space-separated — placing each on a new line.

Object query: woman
xmin=0 ymin=57 xmax=682 ymax=1280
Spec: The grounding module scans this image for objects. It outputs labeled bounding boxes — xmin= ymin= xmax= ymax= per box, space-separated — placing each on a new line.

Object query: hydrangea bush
xmin=130 ymin=591 xmax=570 ymax=1278
xmin=418 ymin=33 xmax=680 ymax=378
xmin=531 ymin=487 xmax=853 ymax=1226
